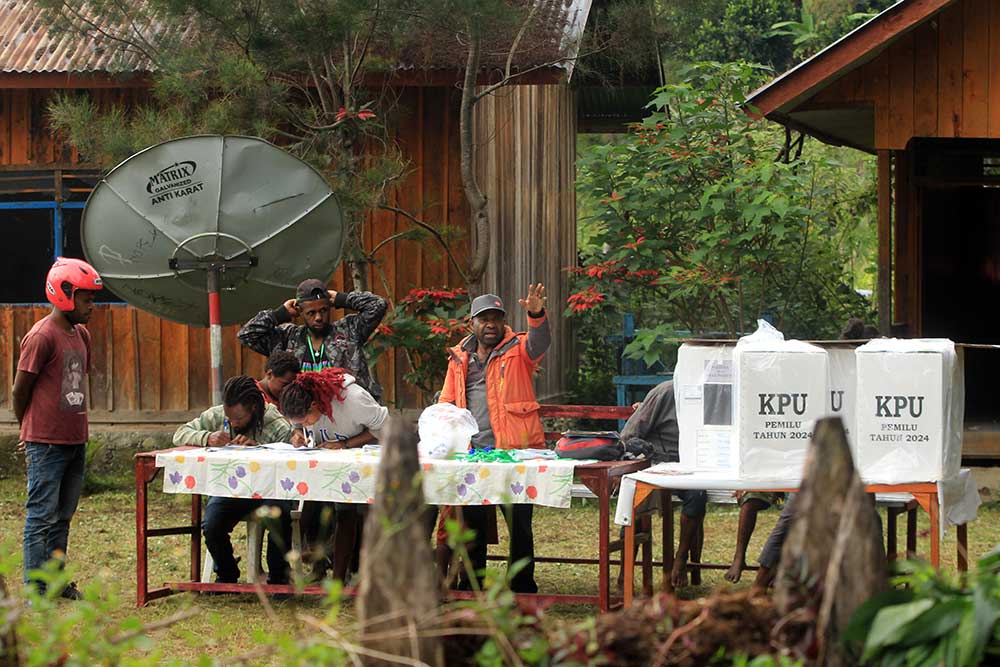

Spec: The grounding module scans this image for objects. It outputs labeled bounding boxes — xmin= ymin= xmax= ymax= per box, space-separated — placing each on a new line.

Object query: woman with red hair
xmin=279 ymin=367 xmax=387 ymax=582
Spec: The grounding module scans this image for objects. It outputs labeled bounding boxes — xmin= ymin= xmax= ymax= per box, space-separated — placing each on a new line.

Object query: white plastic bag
xmin=417 ymin=403 xmax=479 ymax=459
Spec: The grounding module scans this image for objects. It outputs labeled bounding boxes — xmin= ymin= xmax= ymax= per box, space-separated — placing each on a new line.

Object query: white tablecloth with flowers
xmin=156 ymin=447 xmax=583 ymax=508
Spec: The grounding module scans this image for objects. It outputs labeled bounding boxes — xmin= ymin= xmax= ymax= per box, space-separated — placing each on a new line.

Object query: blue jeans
xmin=202 ymin=497 xmax=293 ymax=584
xmin=23 ymin=443 xmax=86 ymax=586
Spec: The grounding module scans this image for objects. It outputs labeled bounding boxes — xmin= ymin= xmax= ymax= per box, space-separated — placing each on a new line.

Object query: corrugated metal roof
xmin=0 ymin=0 xmax=152 ymax=73
xmin=0 ymin=0 xmax=591 ymax=77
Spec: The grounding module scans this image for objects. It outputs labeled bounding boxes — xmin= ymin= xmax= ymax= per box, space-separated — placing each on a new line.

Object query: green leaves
xmin=846 ymin=551 xmax=1000 ymax=667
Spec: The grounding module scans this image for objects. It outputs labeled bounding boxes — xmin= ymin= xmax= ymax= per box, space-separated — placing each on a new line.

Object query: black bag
xmin=555 ymin=432 xmax=624 ymax=461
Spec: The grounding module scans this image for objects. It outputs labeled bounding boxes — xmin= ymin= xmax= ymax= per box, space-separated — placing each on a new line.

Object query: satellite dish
xmin=81 ymin=135 xmax=345 ymax=327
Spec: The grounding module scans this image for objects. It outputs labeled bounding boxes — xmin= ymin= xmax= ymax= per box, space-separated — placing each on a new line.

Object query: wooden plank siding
xmin=473 ymin=84 xmax=577 ymax=401
xmin=804 ymin=0 xmax=1000 ymax=150
xmin=0 ymin=83 xmax=578 ymax=420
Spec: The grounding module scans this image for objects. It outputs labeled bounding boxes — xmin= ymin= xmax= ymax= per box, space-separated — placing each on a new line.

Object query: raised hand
xmin=518 ymin=283 xmax=547 ymax=315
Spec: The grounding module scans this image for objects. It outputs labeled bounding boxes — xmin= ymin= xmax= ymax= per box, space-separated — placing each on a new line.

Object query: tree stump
xmin=358 ymin=418 xmax=442 ymax=667
xmin=774 ymin=416 xmax=887 ymax=666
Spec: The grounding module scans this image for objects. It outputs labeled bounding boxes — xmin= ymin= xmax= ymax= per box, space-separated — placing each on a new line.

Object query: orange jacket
xmin=439 ymin=314 xmax=548 ymax=449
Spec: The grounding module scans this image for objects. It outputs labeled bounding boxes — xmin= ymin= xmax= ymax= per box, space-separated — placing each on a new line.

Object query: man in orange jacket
xmin=439 ymin=284 xmax=549 ymax=593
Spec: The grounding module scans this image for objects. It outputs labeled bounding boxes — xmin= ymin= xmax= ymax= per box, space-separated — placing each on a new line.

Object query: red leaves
xmin=567 ymin=286 xmax=606 ymax=312
xmin=335 ymin=107 xmax=377 ymax=122
xmin=401 ymin=287 xmax=468 ymax=305
xmin=623 ymin=236 xmax=645 ymax=251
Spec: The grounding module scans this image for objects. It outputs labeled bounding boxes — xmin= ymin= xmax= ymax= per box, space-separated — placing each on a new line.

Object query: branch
xmin=378 ymin=205 xmax=469 ymax=284
xmin=109 ymin=608 xmax=199 ymax=645
xmin=348 ymin=0 xmax=381 ymax=92
xmin=474 ymin=46 xmax=608 ymax=103
xmin=503 ymin=1 xmax=538 ymax=81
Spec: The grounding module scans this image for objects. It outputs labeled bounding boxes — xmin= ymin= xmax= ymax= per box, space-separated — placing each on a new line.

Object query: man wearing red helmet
xmin=12 ymin=257 xmax=102 ymax=599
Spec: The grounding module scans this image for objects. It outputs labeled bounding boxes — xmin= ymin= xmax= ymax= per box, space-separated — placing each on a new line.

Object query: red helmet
xmin=45 ymin=257 xmax=103 ymax=311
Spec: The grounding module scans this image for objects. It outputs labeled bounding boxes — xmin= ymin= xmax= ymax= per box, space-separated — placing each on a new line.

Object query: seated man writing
xmin=172 ymin=376 xmax=293 ymax=585
xmin=278 ymin=367 xmax=388 ymax=582
xmin=438 ymin=285 xmax=550 ymax=594
xmin=620 ymin=380 xmax=708 ymax=589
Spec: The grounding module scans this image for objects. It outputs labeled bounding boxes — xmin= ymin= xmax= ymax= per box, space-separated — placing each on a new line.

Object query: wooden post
xmin=878 ymin=150 xmax=893 ymax=335
xmin=358 ymin=419 xmax=442 ymax=667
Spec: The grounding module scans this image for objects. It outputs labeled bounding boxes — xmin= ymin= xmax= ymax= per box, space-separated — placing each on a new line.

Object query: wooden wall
xmin=810 ymin=0 xmax=1000 ymax=150
xmin=0 ymin=88 xmax=145 ymax=166
xmin=474 ymin=84 xmax=577 ymax=401
xmin=0 ymin=83 xmax=578 ymax=420
xmin=0 ymin=304 xmax=265 ymax=422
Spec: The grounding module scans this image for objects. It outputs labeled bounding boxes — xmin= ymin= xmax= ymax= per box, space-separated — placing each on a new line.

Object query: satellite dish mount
xmin=169 ymin=232 xmax=258 ymax=403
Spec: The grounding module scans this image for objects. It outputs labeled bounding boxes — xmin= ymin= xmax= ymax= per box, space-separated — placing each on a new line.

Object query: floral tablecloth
xmin=156 ymin=447 xmax=584 ymax=508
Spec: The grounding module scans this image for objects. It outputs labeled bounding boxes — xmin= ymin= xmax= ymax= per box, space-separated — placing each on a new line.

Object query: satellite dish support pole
xmin=207 ymin=268 xmax=224 ymax=405
xmin=170 ymin=250 xmax=258 ymax=406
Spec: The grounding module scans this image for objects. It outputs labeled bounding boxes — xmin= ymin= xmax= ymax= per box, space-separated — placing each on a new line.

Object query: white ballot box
xmin=855 ymin=339 xmax=964 ymax=483
xmin=675 ymin=344 xmax=736 ymax=472
xmin=827 ymin=346 xmax=858 ymax=451
xmin=734 ymin=339 xmax=829 ymax=480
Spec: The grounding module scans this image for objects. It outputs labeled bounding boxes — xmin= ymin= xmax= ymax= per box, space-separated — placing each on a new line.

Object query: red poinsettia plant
xmin=368 ymin=287 xmax=470 ymax=401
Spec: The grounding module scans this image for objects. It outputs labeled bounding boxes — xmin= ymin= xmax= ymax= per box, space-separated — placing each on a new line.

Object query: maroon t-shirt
xmin=17 ymin=316 xmax=91 ymax=444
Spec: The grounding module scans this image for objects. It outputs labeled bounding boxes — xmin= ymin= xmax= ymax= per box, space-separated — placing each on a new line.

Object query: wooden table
xmin=621 ymin=479 xmax=969 ymax=607
xmin=135 ymin=450 xmax=648 ymax=609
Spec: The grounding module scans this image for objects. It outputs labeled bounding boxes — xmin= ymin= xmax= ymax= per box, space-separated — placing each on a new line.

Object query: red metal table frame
xmin=621 ymin=479 xmax=970 ymax=607
xmin=135 ymin=451 xmax=645 ymax=609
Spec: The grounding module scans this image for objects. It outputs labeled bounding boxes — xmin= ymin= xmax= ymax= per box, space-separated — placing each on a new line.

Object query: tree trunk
xmin=774 ymin=416 xmax=887 ymax=666
xmin=358 ymin=419 xmax=442 ymax=667
xmin=459 ymin=23 xmax=490 ymax=289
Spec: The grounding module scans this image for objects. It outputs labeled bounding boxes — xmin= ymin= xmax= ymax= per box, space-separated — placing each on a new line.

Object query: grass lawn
xmin=1 ymin=474 xmax=997 ymax=663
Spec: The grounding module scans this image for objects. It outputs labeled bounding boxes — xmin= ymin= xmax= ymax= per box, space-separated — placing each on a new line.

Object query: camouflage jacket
xmin=237 ymin=291 xmax=387 ymax=400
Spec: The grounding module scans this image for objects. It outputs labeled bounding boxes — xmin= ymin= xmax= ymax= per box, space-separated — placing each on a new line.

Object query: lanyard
xmin=307 ymin=336 xmax=325 ymax=366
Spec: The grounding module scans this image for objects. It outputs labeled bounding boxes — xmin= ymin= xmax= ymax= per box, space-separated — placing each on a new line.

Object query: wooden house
xmin=0 ymin=0 xmax=590 ymax=426
xmin=747 ymin=0 xmax=1000 ymax=460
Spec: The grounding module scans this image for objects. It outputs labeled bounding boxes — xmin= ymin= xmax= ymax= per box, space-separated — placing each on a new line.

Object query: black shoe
xmin=59 ymin=582 xmax=84 ymax=600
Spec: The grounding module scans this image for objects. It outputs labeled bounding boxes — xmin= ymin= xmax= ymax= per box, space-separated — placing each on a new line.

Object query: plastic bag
xmin=417 ymin=403 xmax=479 ymax=459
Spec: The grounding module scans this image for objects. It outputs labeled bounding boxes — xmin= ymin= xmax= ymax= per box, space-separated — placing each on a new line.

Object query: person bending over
xmin=279 ymin=367 xmax=388 ymax=582
xmin=174 ymin=376 xmax=294 ymax=585
xmin=257 ymin=350 xmax=301 ymax=407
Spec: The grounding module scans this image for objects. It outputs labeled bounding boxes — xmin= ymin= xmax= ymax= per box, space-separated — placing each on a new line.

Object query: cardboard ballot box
xmin=855 ymin=339 xmax=964 ymax=483
xmin=675 ymin=344 xmax=736 ymax=472
xmin=734 ymin=339 xmax=829 ymax=480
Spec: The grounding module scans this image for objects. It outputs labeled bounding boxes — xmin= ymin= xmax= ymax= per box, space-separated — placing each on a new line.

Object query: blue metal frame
xmin=0 ymin=199 xmax=110 ymax=305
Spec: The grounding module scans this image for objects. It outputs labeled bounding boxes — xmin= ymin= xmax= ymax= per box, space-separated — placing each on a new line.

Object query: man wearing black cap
xmin=238 ymin=280 xmax=387 ymax=400
xmin=438 ymin=284 xmax=549 ymax=593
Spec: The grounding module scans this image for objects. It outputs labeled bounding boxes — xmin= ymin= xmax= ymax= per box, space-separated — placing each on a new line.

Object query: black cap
xmin=470 ymin=294 xmax=506 ymax=318
xmin=295 ymin=279 xmax=330 ymax=304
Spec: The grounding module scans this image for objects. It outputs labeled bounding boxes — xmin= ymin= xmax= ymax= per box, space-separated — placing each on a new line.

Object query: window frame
xmin=0 ymin=198 xmax=125 ymax=305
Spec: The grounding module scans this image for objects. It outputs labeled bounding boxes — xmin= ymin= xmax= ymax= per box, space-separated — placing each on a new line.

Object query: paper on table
xmin=260 ymin=442 xmax=299 ymax=451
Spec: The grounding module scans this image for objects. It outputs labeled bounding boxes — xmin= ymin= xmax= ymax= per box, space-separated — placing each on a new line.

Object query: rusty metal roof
xmin=0 ymin=0 xmax=152 ymax=73
xmin=0 ymin=0 xmax=591 ymax=77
